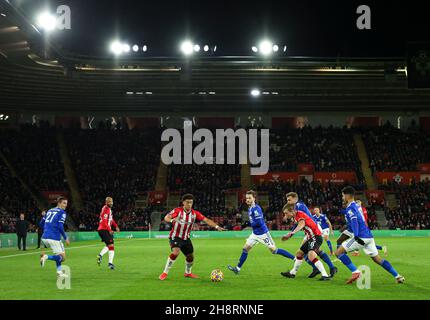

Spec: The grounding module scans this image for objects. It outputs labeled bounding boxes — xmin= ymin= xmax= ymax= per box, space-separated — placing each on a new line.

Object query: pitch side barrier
xmin=1 ymin=230 xmax=430 ymax=248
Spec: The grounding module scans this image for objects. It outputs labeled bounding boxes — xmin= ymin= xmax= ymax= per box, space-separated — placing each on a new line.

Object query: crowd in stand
xmin=269 ymin=126 xmax=365 ymax=185
xmin=362 ymin=122 xmax=430 ymax=172
xmin=167 ymin=164 xmax=241 ymax=217
xmin=1 ymin=122 xmax=430 ymax=234
xmin=381 ymin=180 xmax=430 ymax=230
xmin=65 ymin=127 xmax=161 ymax=215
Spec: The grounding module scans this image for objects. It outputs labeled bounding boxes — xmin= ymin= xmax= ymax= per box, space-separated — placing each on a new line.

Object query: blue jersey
xmin=343 ymin=201 xmax=373 ymax=239
xmin=41 ymin=207 xmax=67 ymax=241
xmin=248 ymin=204 xmax=269 ymax=235
xmin=295 ymin=202 xmax=316 ymax=221
xmin=313 ymin=214 xmax=330 ymax=229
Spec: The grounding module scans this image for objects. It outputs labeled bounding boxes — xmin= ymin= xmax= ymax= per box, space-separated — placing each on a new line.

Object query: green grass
xmin=0 ymin=236 xmax=429 ymax=300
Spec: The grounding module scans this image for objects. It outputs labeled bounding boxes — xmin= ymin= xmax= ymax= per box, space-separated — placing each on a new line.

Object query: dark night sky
xmin=10 ymin=0 xmax=430 ymax=57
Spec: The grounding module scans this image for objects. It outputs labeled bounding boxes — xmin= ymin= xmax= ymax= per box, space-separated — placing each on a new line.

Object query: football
xmin=210 ymin=269 xmax=224 ymax=282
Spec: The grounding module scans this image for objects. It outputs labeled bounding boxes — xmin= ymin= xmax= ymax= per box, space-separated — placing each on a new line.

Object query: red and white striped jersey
xmin=294 ymin=210 xmax=322 ymax=239
xmin=97 ymin=205 xmax=118 ymax=232
xmin=168 ymin=207 xmax=206 ymax=240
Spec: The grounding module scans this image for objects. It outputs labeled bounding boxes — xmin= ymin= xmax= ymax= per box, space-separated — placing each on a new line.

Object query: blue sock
xmin=381 ymin=259 xmax=398 ymax=277
xmin=48 ymin=255 xmax=63 ymax=271
xmin=376 ymin=245 xmax=383 ymax=250
xmin=338 ymin=254 xmax=358 ymax=272
xmin=327 ymin=240 xmax=333 ymax=253
xmin=305 ymin=255 xmax=317 ymax=271
xmin=237 ymin=249 xmax=248 ymax=268
xmin=319 ymin=251 xmax=335 ymax=269
xmin=273 ymin=248 xmax=295 ymax=260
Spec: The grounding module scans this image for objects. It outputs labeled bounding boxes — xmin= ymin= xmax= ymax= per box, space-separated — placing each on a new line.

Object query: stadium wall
xmin=1 ymin=230 xmax=430 ymax=248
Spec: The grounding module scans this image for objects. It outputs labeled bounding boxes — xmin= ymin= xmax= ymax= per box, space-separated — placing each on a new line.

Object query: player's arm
xmin=282 ymin=219 xmax=305 ymax=241
xmin=59 ymin=214 xmax=70 ymax=245
xmin=202 ymin=217 xmax=225 ymax=231
xmin=350 ymin=209 xmax=364 ymax=245
xmin=111 ymin=218 xmax=120 ymax=232
xmin=326 ymin=216 xmax=334 ymax=235
xmin=164 ymin=209 xmax=177 ymax=223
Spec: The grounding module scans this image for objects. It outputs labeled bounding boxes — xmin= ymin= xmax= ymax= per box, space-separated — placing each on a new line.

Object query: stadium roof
xmin=0 ymin=0 xmax=429 ymax=114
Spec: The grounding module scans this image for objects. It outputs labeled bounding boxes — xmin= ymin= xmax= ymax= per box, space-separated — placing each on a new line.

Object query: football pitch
xmin=0 ymin=237 xmax=429 ymax=300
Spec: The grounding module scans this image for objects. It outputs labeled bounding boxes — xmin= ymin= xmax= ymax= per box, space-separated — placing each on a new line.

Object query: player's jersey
xmin=294 ymin=210 xmax=322 ymax=239
xmin=98 ymin=205 xmax=118 ymax=232
xmin=343 ymin=201 xmax=373 ymax=239
xmin=41 ymin=207 xmax=67 ymax=241
xmin=169 ymin=207 xmax=206 ymax=240
xmin=248 ymin=204 xmax=269 ymax=235
xmin=295 ymin=201 xmax=316 ymax=221
xmin=358 ymin=206 xmax=369 ymax=225
xmin=313 ymin=213 xmax=330 ymax=230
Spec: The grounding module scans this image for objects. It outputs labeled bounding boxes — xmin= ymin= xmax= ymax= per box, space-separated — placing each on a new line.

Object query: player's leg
xmin=159 ymin=239 xmax=181 ymax=280
xmin=364 ymin=239 xmax=404 ymax=283
xmin=308 ymin=248 xmax=331 ymax=280
xmin=265 ymin=232 xmax=295 ymax=260
xmin=281 ymin=249 xmax=305 ymax=278
xmin=183 ymin=240 xmax=199 ymax=278
xmin=97 ymin=230 xmax=109 ymax=266
xmin=41 ymin=240 xmax=67 ymax=277
xmin=375 ymin=244 xmax=388 ymax=255
xmin=335 ymin=238 xmax=361 ymax=284
xmin=323 ymin=230 xmax=333 ymax=255
xmin=228 ymin=234 xmax=256 ymax=274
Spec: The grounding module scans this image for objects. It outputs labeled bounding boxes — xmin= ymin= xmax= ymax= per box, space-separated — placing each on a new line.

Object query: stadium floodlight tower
xmin=110 ymin=40 xmax=123 ymax=55
xmin=36 ymin=11 xmax=57 ymax=32
xmin=181 ymin=40 xmax=194 ymax=56
xmin=259 ymin=40 xmax=274 ymax=56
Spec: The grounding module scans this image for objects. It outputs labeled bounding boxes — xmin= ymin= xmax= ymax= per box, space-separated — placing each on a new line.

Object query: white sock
xmin=163 ymin=257 xmax=176 ymax=274
xmin=99 ymin=247 xmax=109 ymax=257
xmin=108 ymin=250 xmax=114 ymax=264
xmin=185 ymin=262 xmax=193 ymax=274
xmin=290 ymin=258 xmax=303 ymax=275
xmin=314 ymin=260 xmax=329 ymax=277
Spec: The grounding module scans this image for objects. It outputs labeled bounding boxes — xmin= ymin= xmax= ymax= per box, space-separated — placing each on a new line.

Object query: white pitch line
xmin=0 ymin=237 xmax=148 ymax=260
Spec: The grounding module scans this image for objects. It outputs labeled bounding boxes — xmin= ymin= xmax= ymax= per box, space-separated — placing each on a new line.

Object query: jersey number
xmin=45 ymin=212 xmax=57 ymax=223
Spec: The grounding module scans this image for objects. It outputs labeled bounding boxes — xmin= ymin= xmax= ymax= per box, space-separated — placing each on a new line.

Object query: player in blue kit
xmin=39 ymin=197 xmax=70 ymax=278
xmin=285 ymin=192 xmax=337 ymax=278
xmin=335 ymin=186 xmax=405 ymax=284
xmin=313 ymin=207 xmax=334 ymax=255
xmin=227 ymin=190 xmax=295 ymax=274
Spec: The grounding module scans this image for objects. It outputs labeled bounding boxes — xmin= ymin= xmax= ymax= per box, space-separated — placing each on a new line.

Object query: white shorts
xmin=42 ymin=239 xmax=65 ymax=254
xmin=245 ymin=232 xmax=276 ymax=250
xmin=342 ymin=230 xmax=354 ymax=238
xmin=322 ymin=228 xmax=330 ymax=237
xmin=342 ymin=237 xmax=378 ymax=257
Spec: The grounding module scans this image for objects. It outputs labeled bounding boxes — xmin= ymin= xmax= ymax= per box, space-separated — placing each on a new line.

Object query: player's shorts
xmin=300 ymin=235 xmax=323 ymax=254
xmin=342 ymin=237 xmax=378 ymax=257
xmin=245 ymin=232 xmax=276 ymax=250
xmin=341 ymin=230 xmax=354 ymax=238
xmin=321 ymin=228 xmax=330 ymax=237
xmin=41 ymin=239 xmax=65 ymax=254
xmin=98 ymin=230 xmax=114 ymax=246
xmin=170 ymin=237 xmax=194 ymax=255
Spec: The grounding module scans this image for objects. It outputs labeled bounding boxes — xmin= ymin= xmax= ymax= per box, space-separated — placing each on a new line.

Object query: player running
xmin=335 ymin=186 xmax=405 ymax=284
xmin=313 ymin=207 xmax=334 ymax=255
xmin=227 ymin=190 xmax=295 ymax=275
xmin=285 ymin=192 xmax=337 ymax=278
xmin=280 ymin=203 xmax=331 ymax=281
xmin=39 ymin=197 xmax=70 ymax=278
xmin=97 ymin=197 xmax=120 ymax=270
xmin=159 ymin=194 xmax=225 ymax=281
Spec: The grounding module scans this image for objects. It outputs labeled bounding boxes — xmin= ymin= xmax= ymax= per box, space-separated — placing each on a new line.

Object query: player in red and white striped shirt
xmin=159 ymin=193 xmax=225 ymax=281
xmin=97 ymin=197 xmax=120 ymax=269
